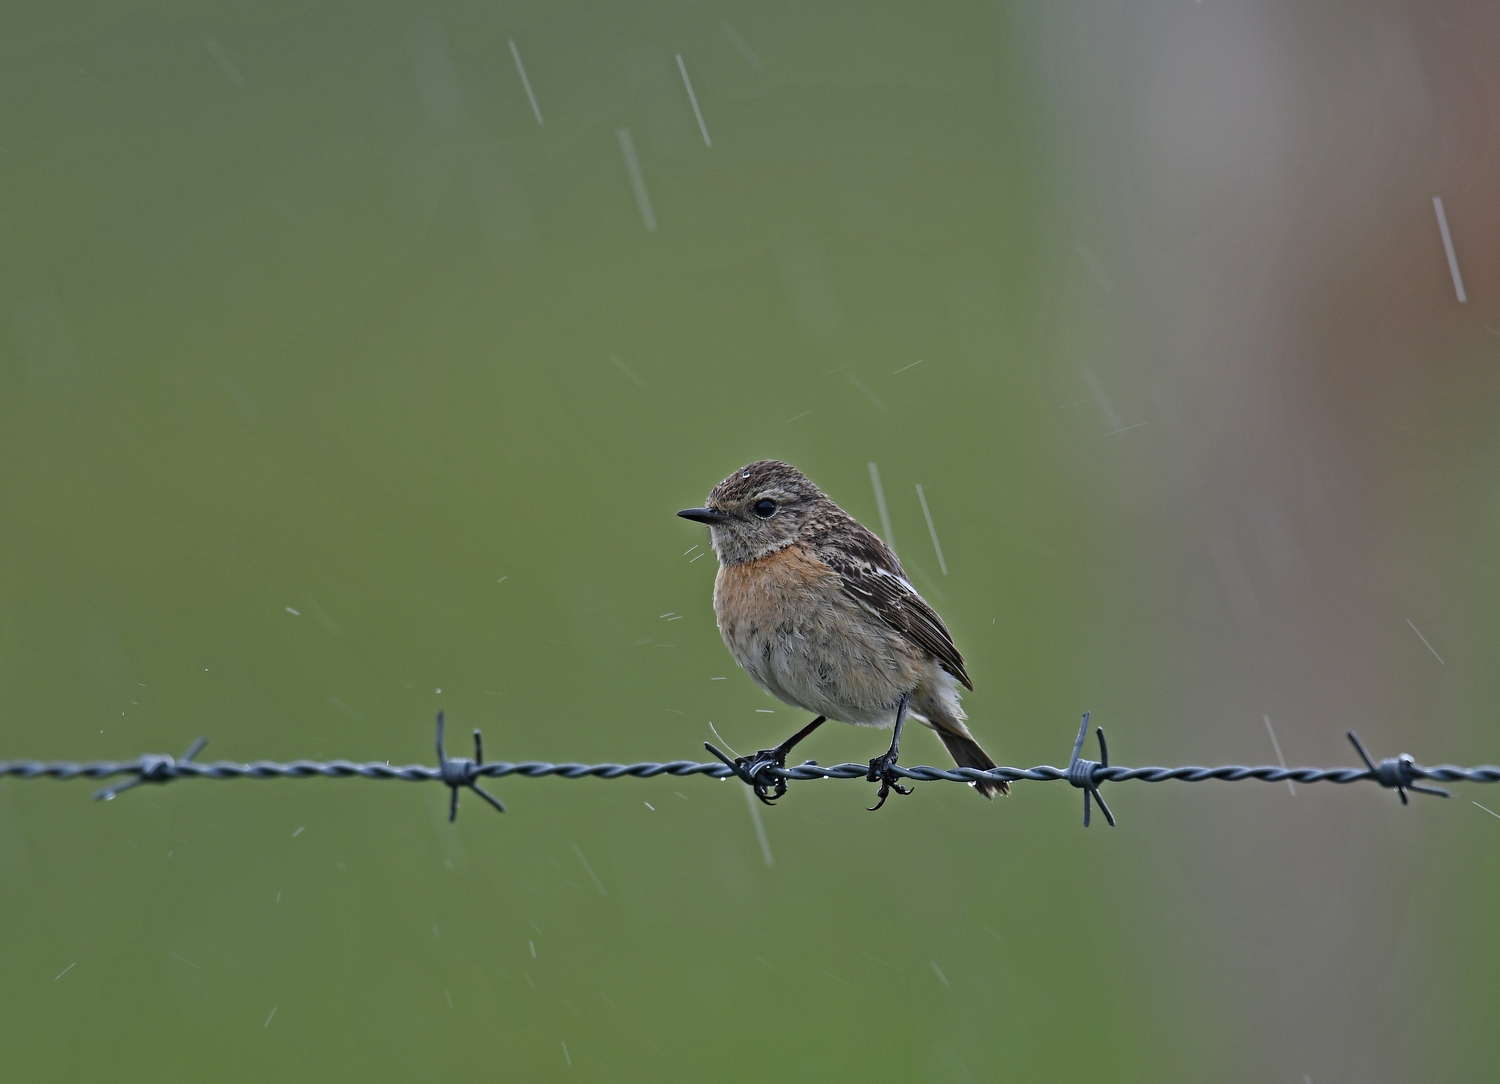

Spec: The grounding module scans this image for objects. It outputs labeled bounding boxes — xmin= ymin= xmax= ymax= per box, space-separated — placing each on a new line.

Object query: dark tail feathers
xmin=937 ymin=730 xmax=1008 ymax=798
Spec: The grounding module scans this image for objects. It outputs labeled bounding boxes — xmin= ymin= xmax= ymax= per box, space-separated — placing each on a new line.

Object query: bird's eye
xmin=753 ymin=499 xmax=777 ymax=518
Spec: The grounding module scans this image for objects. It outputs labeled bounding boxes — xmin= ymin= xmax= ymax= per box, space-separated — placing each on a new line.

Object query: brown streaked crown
xmin=707 ymin=460 xmax=824 ymax=508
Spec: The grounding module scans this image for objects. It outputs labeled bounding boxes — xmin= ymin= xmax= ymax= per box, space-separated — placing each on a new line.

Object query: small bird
xmin=678 ymin=460 xmax=1004 ymax=808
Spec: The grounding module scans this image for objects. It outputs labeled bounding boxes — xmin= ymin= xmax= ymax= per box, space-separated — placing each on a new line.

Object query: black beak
xmin=678 ymin=507 xmax=729 ymax=525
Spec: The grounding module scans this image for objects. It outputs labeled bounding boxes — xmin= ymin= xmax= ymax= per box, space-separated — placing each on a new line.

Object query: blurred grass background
xmin=1 ymin=1 xmax=1498 ymax=1081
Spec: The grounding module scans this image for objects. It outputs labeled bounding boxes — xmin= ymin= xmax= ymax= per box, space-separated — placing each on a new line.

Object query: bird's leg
xmin=867 ymin=693 xmax=914 ymax=811
xmin=737 ymin=715 xmax=826 ymax=805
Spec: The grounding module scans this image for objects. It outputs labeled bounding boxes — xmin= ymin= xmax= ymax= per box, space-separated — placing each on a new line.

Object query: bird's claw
xmin=736 ymin=748 xmax=788 ymax=805
xmin=866 ymin=752 xmax=912 ymax=811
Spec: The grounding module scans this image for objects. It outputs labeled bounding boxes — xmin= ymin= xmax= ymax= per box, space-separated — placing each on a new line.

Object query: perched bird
xmin=678 ymin=460 xmax=1004 ymax=808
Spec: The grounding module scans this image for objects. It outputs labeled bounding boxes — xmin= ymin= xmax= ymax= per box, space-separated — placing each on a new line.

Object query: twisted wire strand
xmin=2 ymin=713 xmax=1494 ymax=827
xmin=2 ymin=757 xmax=1498 ymax=786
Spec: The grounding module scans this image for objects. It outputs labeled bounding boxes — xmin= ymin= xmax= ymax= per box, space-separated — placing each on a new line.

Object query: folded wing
xmin=819 ymin=526 xmax=973 ymax=691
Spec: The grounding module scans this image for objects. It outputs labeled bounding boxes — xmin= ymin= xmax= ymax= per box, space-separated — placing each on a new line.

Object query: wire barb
xmin=94 ymin=736 xmax=208 ymax=801
xmin=1346 ymin=730 xmax=1450 ymax=804
xmin=1066 ymin=712 xmax=1115 ymax=827
xmin=436 ymin=711 xmax=505 ymax=821
xmin=703 ymin=741 xmax=749 ymax=783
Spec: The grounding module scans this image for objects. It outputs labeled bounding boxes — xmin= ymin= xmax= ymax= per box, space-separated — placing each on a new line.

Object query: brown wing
xmin=819 ymin=526 xmax=973 ymax=690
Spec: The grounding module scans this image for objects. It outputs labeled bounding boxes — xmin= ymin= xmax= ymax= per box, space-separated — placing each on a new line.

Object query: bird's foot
xmin=735 ymin=748 xmax=789 ymax=805
xmin=866 ymin=751 xmax=913 ymax=811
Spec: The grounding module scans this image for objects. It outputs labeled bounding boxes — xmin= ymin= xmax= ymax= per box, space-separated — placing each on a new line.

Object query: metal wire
xmin=1 ymin=711 xmax=1495 ymax=826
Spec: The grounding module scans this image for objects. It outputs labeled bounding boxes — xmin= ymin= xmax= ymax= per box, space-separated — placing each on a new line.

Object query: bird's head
xmin=678 ymin=460 xmax=828 ymax=565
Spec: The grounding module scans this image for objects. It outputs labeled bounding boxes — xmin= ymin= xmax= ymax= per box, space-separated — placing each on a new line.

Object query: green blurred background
xmin=3 ymin=1 xmax=1498 ymax=1080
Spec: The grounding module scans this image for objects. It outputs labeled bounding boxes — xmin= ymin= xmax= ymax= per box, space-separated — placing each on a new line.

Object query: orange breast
xmin=713 ymin=545 xmax=839 ymax=636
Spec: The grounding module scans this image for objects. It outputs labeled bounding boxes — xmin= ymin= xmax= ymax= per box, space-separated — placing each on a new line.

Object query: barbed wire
xmin=1 ymin=712 xmax=1495 ymax=827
